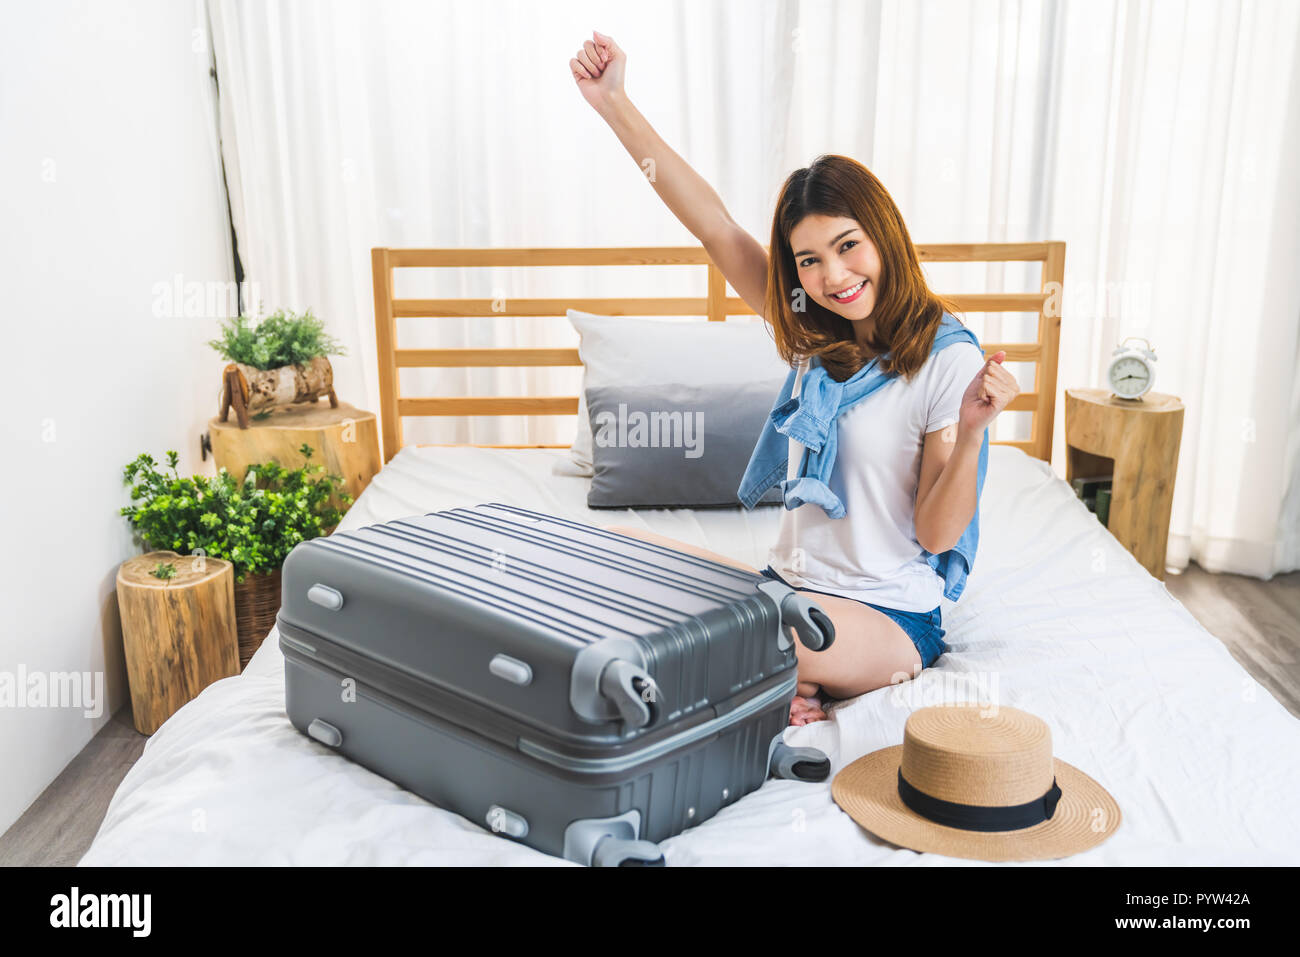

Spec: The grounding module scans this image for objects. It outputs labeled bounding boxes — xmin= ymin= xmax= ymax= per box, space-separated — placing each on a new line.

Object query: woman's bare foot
xmin=789 ymin=695 xmax=828 ymax=726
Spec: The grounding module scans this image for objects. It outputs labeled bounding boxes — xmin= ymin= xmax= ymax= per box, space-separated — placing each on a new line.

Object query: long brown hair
xmin=763 ymin=154 xmax=963 ymax=383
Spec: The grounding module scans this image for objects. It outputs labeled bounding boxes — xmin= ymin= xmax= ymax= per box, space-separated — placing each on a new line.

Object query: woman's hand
xmin=958 ymin=350 xmax=1019 ymax=435
xmin=570 ymin=30 xmax=625 ymax=110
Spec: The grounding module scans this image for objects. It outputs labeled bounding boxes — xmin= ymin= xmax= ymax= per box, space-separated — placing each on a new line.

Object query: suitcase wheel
xmin=592 ymin=837 xmax=665 ymax=868
xmin=770 ymin=741 xmax=831 ymax=782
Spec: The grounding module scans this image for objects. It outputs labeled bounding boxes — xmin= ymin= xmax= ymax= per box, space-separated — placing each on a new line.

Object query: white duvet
xmin=81 ymin=445 xmax=1300 ymax=865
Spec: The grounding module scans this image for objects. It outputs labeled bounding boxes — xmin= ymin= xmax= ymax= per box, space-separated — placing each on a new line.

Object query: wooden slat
xmin=720 ymin=293 xmax=1044 ymax=316
xmin=707 ymin=262 xmax=727 ymax=322
xmin=393 ymin=292 xmax=1044 ymax=320
xmin=384 ymin=243 xmax=1052 ymax=267
xmin=395 ymin=348 xmax=580 ymax=368
xmin=371 ymin=247 xmax=401 ymax=464
xmin=392 ymin=297 xmax=714 ymax=318
xmin=946 ymin=293 xmax=1046 ymax=312
xmin=979 ymin=342 xmax=1041 ymax=362
xmin=422 ymin=437 xmax=1038 ymax=455
xmin=1034 ymin=241 xmax=1066 ymax=462
xmin=397 ymin=397 xmax=579 ymax=416
xmin=916 ymin=242 xmax=1053 ymax=262
xmin=398 ymin=391 xmax=1036 ymax=416
xmin=387 ymin=247 xmax=714 ymax=267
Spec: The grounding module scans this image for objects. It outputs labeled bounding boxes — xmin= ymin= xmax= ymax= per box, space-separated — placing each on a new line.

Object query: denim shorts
xmin=760 ymin=566 xmax=949 ymax=669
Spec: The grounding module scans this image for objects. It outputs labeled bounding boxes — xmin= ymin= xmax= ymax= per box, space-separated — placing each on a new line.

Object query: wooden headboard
xmin=371 ymin=242 xmax=1064 ymax=463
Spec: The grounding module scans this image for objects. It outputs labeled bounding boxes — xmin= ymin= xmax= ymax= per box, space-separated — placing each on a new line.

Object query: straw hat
xmin=831 ymin=705 xmax=1121 ymax=861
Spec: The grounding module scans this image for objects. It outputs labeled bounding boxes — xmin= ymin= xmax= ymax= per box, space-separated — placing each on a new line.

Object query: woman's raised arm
xmin=571 ymin=31 xmax=769 ymax=317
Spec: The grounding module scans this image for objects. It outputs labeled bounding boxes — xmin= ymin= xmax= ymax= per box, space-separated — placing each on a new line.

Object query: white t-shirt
xmin=766 ymin=342 xmax=988 ymax=612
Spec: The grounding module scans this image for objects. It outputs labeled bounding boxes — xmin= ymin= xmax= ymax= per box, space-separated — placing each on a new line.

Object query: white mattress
xmin=81 ymin=444 xmax=1300 ymax=865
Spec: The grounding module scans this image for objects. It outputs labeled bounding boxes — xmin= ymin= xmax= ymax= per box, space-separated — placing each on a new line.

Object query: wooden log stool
xmin=116 ymin=551 xmax=240 ymax=735
xmin=207 ymin=402 xmax=382 ymax=511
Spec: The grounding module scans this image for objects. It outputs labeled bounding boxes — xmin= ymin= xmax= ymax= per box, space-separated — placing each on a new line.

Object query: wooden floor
xmin=1 ymin=560 xmax=1296 ymax=867
xmin=0 ymin=706 xmax=146 ymax=867
xmin=1164 ymin=562 xmax=1300 ymax=718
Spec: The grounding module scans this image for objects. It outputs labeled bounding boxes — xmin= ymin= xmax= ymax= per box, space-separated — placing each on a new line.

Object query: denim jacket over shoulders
xmin=735 ymin=312 xmax=988 ymax=602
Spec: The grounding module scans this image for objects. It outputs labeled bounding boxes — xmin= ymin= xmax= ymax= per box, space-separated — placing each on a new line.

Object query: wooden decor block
xmin=220 ymin=358 xmax=338 ymax=429
xmin=208 ymin=401 xmax=382 ymax=509
xmin=116 ymin=551 xmax=240 ymax=735
xmin=1065 ymin=388 xmax=1185 ymax=581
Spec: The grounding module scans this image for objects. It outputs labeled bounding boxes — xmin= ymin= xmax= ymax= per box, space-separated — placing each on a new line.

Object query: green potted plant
xmin=120 ymin=446 xmax=352 ymax=669
xmin=209 ymin=308 xmax=346 ymax=427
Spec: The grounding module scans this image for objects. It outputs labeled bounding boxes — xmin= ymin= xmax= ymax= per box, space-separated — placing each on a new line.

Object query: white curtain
xmin=206 ymin=0 xmax=876 ymax=447
xmin=208 ymin=0 xmax=1299 ymax=578
xmin=871 ymin=0 xmax=1300 ymax=578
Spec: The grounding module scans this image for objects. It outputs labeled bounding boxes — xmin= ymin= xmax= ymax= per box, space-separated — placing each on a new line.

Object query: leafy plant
xmin=151 ymin=562 xmax=177 ymax=580
xmin=208 ymin=309 xmax=346 ymax=370
xmin=120 ymin=448 xmax=352 ymax=583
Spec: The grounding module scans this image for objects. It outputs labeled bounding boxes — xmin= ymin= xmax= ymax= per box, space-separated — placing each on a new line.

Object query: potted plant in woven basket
xmin=120 ymin=447 xmax=351 ymax=669
xmin=209 ymin=309 xmax=346 ymax=428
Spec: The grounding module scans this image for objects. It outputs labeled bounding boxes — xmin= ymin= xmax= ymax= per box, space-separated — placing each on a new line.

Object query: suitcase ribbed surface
xmin=280 ymin=504 xmax=791 ymax=745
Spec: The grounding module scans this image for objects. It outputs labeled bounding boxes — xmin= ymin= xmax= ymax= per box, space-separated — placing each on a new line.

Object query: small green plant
xmin=151 ymin=562 xmax=177 ymax=580
xmin=120 ymin=448 xmax=352 ymax=582
xmin=208 ymin=308 xmax=346 ymax=371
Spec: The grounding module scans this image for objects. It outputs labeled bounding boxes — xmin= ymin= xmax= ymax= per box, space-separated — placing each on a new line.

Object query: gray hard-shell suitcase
xmin=277 ymin=503 xmax=835 ymax=866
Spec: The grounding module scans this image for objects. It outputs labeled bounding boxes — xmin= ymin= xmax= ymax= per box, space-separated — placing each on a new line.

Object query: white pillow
xmin=563 ymin=388 xmax=595 ymax=476
xmin=558 ymin=309 xmax=790 ymax=477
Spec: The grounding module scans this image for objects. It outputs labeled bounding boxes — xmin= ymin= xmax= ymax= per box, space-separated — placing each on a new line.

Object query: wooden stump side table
xmin=1064 ymin=388 xmax=1185 ymax=581
xmin=116 ymin=551 xmax=240 ymax=734
xmin=208 ymin=401 xmax=382 ymax=510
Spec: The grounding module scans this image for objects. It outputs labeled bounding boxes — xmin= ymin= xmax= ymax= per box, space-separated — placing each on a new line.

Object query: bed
xmin=81 ymin=244 xmax=1300 ymax=865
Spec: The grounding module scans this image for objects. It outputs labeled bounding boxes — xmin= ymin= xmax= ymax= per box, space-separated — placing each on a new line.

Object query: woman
xmin=570 ymin=31 xmax=1019 ymax=726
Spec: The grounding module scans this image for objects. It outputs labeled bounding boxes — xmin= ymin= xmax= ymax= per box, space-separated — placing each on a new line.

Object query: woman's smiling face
xmin=790 ymin=214 xmax=881 ymax=319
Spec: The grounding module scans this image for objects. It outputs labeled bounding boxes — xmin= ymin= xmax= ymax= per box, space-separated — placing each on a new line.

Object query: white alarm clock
xmin=1107 ymin=337 xmax=1157 ymax=400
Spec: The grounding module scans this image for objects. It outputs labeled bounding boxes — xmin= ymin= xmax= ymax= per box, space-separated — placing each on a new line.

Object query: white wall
xmin=0 ymin=0 xmax=233 ymax=835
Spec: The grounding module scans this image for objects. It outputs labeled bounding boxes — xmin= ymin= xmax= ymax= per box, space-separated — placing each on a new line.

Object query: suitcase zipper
xmin=515 ymin=673 xmax=797 ymax=775
xmin=280 ymin=621 xmax=737 ymax=756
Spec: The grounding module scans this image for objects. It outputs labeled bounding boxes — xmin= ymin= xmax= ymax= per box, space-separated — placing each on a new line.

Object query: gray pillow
xmin=586 ymin=381 xmax=786 ymax=508
xmin=564 ymin=310 xmax=791 ymax=509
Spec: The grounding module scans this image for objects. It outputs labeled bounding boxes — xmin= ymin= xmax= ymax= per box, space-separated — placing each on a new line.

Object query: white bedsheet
xmin=81 ymin=445 xmax=1300 ymax=865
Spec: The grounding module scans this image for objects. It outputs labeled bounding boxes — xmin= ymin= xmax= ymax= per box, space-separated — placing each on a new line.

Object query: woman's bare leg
xmin=599 ymin=525 xmax=922 ymax=724
xmin=791 ymin=593 xmax=922 ymax=699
